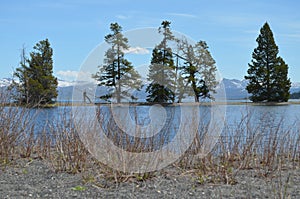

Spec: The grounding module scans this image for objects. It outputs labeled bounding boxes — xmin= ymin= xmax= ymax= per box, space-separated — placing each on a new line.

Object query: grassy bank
xmin=0 ymin=101 xmax=299 ymax=198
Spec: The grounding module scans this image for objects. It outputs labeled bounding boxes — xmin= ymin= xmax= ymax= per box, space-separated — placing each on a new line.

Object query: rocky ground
xmin=0 ymin=158 xmax=300 ymax=198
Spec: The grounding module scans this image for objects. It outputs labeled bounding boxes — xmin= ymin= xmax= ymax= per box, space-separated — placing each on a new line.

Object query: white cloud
xmin=56 ymin=70 xmax=95 ymax=82
xmin=116 ymin=15 xmax=130 ymax=20
xmin=123 ymin=46 xmax=150 ymax=54
xmin=57 ymin=70 xmax=79 ymax=78
xmin=167 ymin=13 xmax=197 ymax=18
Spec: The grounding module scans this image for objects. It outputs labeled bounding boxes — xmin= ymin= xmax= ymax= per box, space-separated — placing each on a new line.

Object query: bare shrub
xmin=177 ymin=108 xmax=300 ymax=186
xmin=43 ymin=107 xmax=90 ymax=173
xmin=0 ymin=99 xmax=37 ymax=166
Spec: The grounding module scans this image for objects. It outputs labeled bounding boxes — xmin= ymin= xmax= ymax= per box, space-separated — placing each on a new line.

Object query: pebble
xmin=0 ymin=159 xmax=299 ymax=198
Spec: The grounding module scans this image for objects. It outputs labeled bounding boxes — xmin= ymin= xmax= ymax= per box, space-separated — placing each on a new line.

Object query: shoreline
xmin=2 ymin=100 xmax=300 ymax=108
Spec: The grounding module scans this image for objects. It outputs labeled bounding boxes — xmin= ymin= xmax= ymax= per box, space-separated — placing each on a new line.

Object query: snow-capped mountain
xmin=221 ymin=78 xmax=248 ymax=90
xmin=220 ymin=78 xmax=249 ymax=99
xmin=57 ymin=79 xmax=78 ymax=87
xmin=0 ymin=78 xmax=13 ymax=87
xmin=0 ymin=78 xmax=88 ymax=88
xmin=291 ymin=82 xmax=300 ymax=93
xmin=1 ymin=77 xmax=300 ymax=101
xmin=221 ymin=78 xmax=300 ymax=99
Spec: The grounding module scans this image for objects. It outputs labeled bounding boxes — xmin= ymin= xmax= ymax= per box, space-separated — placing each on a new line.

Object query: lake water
xmin=3 ymin=103 xmax=300 ymax=142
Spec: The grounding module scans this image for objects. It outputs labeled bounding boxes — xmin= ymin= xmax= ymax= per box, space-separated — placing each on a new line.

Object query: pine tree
xmin=179 ymin=43 xmax=199 ymax=102
xmin=176 ymin=39 xmax=217 ymax=102
xmin=194 ymin=41 xmax=217 ymax=95
xmin=245 ymin=22 xmax=291 ymax=102
xmin=93 ymin=23 xmax=141 ymax=103
xmin=146 ymin=21 xmax=176 ymax=103
xmin=13 ymin=39 xmax=58 ymax=106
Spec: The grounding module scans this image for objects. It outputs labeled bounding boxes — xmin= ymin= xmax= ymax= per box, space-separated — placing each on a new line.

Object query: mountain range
xmin=1 ymin=77 xmax=300 ymax=101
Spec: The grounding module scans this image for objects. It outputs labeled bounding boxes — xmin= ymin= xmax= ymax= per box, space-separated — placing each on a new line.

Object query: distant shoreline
xmin=55 ymin=100 xmax=300 ymax=106
xmin=2 ymin=100 xmax=300 ymax=107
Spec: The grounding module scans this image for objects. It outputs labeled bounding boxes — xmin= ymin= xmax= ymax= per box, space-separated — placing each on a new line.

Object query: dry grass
xmin=176 ymin=109 xmax=300 ymax=194
xmin=1 ymin=93 xmax=300 ymax=196
xmin=0 ymin=102 xmax=37 ymax=166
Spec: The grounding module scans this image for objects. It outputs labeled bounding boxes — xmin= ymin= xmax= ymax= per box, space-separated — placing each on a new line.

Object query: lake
xmin=8 ymin=102 xmax=297 ymax=137
xmin=2 ymin=102 xmax=299 ymax=160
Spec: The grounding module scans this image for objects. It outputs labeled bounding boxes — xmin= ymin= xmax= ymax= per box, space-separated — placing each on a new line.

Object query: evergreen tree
xmin=146 ymin=21 xmax=176 ymax=103
xmin=176 ymin=39 xmax=217 ymax=102
xmin=194 ymin=41 xmax=217 ymax=95
xmin=245 ymin=22 xmax=291 ymax=102
xmin=93 ymin=23 xmax=141 ymax=103
xmin=13 ymin=39 xmax=58 ymax=106
xmin=179 ymin=43 xmax=199 ymax=102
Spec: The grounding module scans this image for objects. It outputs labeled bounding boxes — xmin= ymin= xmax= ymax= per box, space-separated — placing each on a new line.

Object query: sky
xmin=1 ymin=0 xmax=300 ymax=82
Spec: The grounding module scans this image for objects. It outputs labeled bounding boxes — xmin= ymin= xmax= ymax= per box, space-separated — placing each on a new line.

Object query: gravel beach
xmin=1 ymin=158 xmax=300 ymax=198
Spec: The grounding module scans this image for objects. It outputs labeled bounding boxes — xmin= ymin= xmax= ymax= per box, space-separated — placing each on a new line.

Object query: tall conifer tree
xmin=176 ymin=39 xmax=217 ymax=102
xmin=14 ymin=39 xmax=58 ymax=106
xmin=245 ymin=22 xmax=291 ymax=102
xmin=93 ymin=23 xmax=141 ymax=103
xmin=146 ymin=21 xmax=176 ymax=103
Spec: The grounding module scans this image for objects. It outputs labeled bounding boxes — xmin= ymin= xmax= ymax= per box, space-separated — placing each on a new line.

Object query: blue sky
xmin=1 ymin=0 xmax=300 ymax=82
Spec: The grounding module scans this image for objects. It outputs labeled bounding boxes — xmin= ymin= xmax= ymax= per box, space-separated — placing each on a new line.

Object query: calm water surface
xmin=20 ymin=103 xmax=300 ymax=135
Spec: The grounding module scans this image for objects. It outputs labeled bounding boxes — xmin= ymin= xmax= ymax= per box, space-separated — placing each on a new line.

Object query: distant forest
xmin=290 ymin=91 xmax=300 ymax=99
